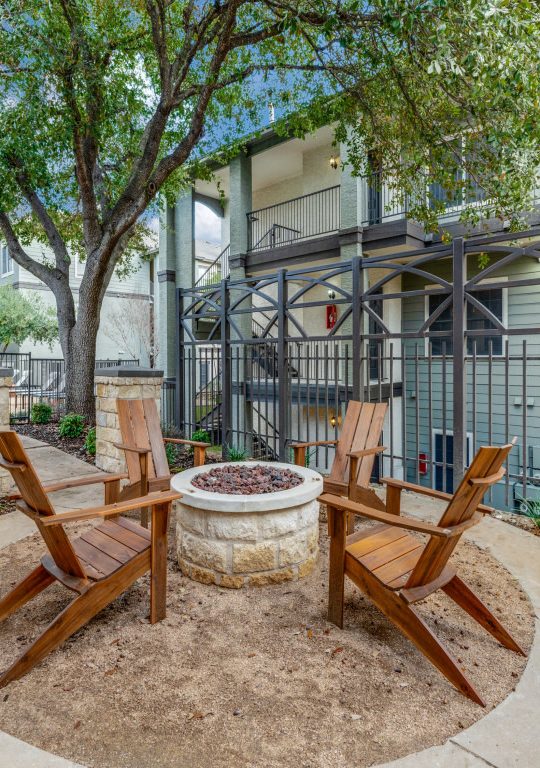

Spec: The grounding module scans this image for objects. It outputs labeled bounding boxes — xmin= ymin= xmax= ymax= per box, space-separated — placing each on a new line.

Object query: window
xmin=428 ymin=287 xmax=504 ymax=356
xmin=74 ymin=255 xmax=85 ymax=278
xmin=429 ymin=137 xmax=487 ymax=211
xmin=1 ymin=244 xmax=13 ymax=276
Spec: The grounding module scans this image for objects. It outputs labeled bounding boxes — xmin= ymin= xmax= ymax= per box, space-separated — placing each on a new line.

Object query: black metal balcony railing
xmin=247 ymin=185 xmax=340 ymax=252
xmin=195 ymin=244 xmax=230 ymax=288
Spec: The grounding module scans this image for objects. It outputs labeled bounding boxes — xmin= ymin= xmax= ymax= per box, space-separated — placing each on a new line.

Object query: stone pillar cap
xmin=94 ymin=367 xmax=164 ymax=378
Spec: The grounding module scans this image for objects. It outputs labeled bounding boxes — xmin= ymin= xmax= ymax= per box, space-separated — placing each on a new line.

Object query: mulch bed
xmin=15 ymin=422 xmax=94 ymax=464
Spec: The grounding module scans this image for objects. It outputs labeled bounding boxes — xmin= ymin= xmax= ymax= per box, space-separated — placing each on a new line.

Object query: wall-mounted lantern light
xmin=329 ymin=155 xmax=340 ymax=170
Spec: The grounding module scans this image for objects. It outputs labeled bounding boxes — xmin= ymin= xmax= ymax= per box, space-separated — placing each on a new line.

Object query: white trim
xmin=431 ymin=428 xmax=473 ymax=490
xmin=0 ymin=244 xmax=13 ymax=277
xmin=424 ymin=276 xmax=508 ymax=357
xmin=74 ymin=255 xmax=85 ymax=278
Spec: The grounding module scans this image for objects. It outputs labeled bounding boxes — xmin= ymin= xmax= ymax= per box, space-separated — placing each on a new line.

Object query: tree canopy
xmin=0 ymin=0 xmax=539 ymax=415
xmin=0 ymin=285 xmax=58 ymax=352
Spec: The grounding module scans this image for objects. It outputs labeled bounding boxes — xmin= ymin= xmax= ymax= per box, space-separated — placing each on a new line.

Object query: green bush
xmin=31 ymin=402 xmax=52 ymax=424
xmin=188 ymin=429 xmax=211 ymax=455
xmin=226 ymin=444 xmax=247 ymax=462
xmin=191 ymin=429 xmax=211 ymax=444
xmin=84 ymin=427 xmax=96 ymax=455
xmin=165 ymin=442 xmax=178 ymax=466
xmin=522 ymin=498 xmax=540 ymax=529
xmin=58 ymin=413 xmax=85 ymax=438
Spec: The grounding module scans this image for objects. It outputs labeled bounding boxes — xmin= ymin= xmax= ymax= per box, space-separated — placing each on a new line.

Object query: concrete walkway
xmin=0 ymin=436 xmax=105 ymax=547
xmin=0 ymin=439 xmax=538 ymax=768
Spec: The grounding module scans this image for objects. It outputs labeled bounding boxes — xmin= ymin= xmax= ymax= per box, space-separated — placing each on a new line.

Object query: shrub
xmin=522 ymin=498 xmax=540 ymax=529
xmin=31 ymin=402 xmax=52 ymax=424
xmin=84 ymin=427 xmax=96 ymax=456
xmin=226 ymin=444 xmax=247 ymax=462
xmin=165 ymin=442 xmax=178 ymax=466
xmin=191 ymin=429 xmax=211 ymax=444
xmin=161 ymin=422 xmax=182 ymax=439
xmin=188 ymin=428 xmax=211 ymax=455
xmin=58 ymin=413 xmax=85 ymax=438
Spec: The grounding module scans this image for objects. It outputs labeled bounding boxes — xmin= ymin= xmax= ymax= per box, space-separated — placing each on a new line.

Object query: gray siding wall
xmin=401 ymin=254 xmax=540 ymax=508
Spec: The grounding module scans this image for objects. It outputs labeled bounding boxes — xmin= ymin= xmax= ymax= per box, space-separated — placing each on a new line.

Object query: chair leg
xmin=348 ymin=564 xmax=486 ymax=705
xmin=0 ymin=551 xmax=149 ymax=688
xmin=327 ymin=505 xmax=347 ymax=629
xmin=443 ymin=575 xmax=526 ymax=656
xmin=150 ymin=502 xmax=169 ymax=624
xmin=0 ymin=565 xmax=54 ymax=623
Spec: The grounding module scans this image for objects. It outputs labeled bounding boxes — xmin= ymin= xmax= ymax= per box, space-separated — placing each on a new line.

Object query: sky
xmin=195 ymin=202 xmax=221 ymax=244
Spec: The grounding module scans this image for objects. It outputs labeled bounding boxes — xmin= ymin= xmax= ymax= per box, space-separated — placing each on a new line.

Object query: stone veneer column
xmin=0 ymin=368 xmax=13 ymax=492
xmin=95 ymin=367 xmax=163 ymax=473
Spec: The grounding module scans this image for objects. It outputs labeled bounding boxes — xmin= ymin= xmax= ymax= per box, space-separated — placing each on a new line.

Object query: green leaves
xmin=0 ymin=285 xmax=58 ymax=351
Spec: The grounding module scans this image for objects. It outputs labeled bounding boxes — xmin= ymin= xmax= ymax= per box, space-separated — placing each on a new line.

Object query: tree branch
xmin=0 ymin=211 xmax=61 ymax=287
xmin=9 ymin=161 xmax=70 ymax=276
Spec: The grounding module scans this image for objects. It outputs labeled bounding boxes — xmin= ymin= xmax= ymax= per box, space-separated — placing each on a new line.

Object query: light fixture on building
xmin=329 ymin=155 xmax=340 ymax=170
xmin=328 ymin=289 xmax=336 ymax=300
xmin=330 ymin=414 xmax=337 ymax=428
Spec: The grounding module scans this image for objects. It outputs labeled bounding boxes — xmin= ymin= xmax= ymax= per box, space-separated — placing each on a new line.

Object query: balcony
xmin=247 ymin=185 xmax=340 ymax=252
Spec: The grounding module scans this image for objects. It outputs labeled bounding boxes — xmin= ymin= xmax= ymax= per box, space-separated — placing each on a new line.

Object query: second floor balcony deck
xmin=245 ymin=174 xmax=540 ymax=256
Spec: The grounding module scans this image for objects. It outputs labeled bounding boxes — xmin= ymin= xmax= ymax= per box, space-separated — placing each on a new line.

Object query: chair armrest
xmin=114 ymin=442 xmax=151 ymax=455
xmin=320 ymin=493 xmax=454 ymax=538
xmin=40 ymin=490 xmax=181 ymax=527
xmin=469 ymin=467 xmax=506 ymax=485
xmin=347 ymin=446 xmax=386 ymax=459
xmin=381 ymin=477 xmax=494 ymax=515
xmin=163 ymin=438 xmax=210 ymax=449
xmin=290 ymin=440 xmax=338 ymax=449
xmin=322 ymin=478 xmax=348 ymax=495
xmin=7 ymin=472 xmax=128 ymax=500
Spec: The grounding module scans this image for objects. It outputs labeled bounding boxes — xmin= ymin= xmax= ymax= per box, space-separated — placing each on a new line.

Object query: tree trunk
xmin=61 ymin=301 xmax=100 ymax=423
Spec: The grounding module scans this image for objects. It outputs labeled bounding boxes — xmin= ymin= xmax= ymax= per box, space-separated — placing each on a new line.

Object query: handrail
xmin=194 ymin=244 xmax=230 ymax=288
xmin=247 ymin=185 xmax=340 ymax=252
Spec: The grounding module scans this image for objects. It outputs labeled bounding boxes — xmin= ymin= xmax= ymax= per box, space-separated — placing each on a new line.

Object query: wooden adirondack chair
xmin=322 ymin=441 xmax=526 ymax=706
xmin=0 ymin=430 xmax=180 ymax=688
xmin=292 ymin=401 xmax=388 ymax=532
xmin=115 ymin=398 xmax=209 ymax=526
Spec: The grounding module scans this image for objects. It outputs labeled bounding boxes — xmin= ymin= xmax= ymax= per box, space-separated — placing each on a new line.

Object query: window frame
xmin=0 ymin=244 xmax=13 ymax=277
xmin=424 ymin=277 xmax=508 ymax=358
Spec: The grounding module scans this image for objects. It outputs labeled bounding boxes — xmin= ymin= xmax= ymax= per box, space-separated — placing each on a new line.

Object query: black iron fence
xmin=0 ymin=354 xmax=139 ymax=422
xmin=247 ymin=185 xmax=340 ymax=251
xmin=177 ymin=227 xmax=540 ymax=513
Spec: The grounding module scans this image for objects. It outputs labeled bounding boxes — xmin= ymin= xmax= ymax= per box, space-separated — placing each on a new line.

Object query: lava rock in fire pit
xmin=191 ymin=464 xmax=304 ymax=495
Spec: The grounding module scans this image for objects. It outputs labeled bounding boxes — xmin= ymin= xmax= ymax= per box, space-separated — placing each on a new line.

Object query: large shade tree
xmin=0 ymin=0 xmax=539 ymax=418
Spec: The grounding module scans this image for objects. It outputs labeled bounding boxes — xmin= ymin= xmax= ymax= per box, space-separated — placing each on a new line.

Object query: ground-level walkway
xmin=0 ymin=437 xmax=538 ymax=768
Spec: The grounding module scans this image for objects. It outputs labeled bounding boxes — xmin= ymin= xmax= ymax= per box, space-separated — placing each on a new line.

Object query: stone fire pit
xmin=171 ymin=462 xmax=323 ymax=588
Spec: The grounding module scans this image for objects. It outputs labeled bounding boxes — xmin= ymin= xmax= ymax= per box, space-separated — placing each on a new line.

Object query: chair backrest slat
xmin=0 ymin=432 xmax=86 ymax=578
xmin=117 ymin=399 xmax=158 ymax=483
xmin=405 ymin=443 xmax=513 ymax=589
xmin=142 ymin=399 xmax=169 ymax=479
xmin=330 ymin=401 xmax=388 ymax=486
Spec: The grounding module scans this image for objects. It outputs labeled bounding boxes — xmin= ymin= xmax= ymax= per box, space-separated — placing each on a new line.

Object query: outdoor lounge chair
xmin=115 ymin=397 xmax=209 ymax=526
xmin=322 ymin=441 xmax=526 ymax=706
xmin=291 ymin=400 xmax=388 ymax=531
xmin=0 ymin=430 xmax=180 ymax=688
